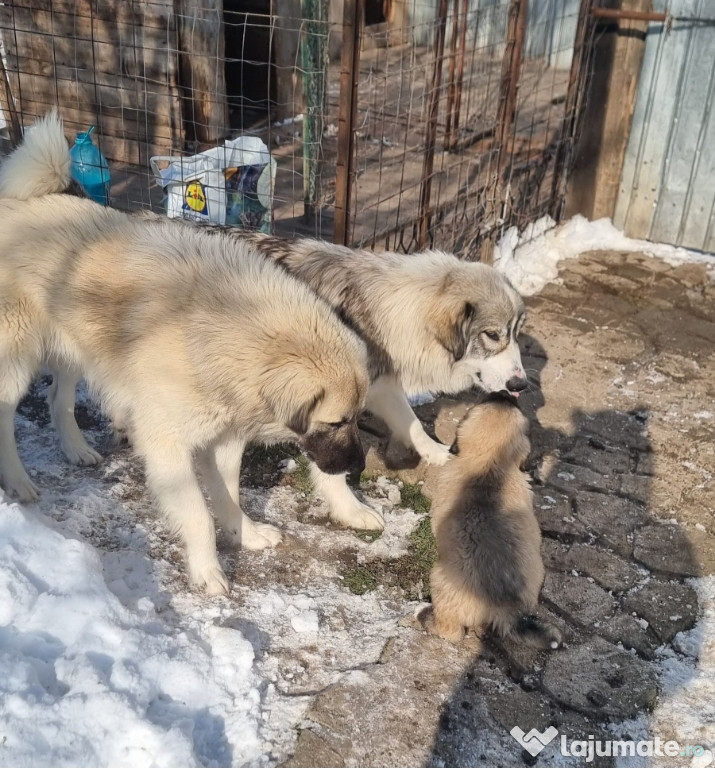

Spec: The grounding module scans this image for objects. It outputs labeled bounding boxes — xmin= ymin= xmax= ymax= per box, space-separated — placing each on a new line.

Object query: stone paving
xmin=284 ymin=251 xmax=715 ymax=767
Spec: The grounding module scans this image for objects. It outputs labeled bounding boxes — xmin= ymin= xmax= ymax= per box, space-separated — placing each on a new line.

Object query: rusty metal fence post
xmin=417 ymin=0 xmax=449 ymax=250
xmin=444 ymin=0 xmax=469 ymax=151
xmin=495 ymin=0 xmax=527 ymax=186
xmin=333 ymin=0 xmax=364 ymax=246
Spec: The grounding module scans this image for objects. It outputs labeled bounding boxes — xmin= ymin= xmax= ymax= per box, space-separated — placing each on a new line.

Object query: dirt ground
xmin=14 ymin=249 xmax=714 ymax=766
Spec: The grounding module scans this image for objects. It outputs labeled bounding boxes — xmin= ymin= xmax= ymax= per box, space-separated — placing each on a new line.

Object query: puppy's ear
xmin=435 ymin=302 xmax=475 ymax=361
xmin=286 ymin=390 xmax=324 ymax=435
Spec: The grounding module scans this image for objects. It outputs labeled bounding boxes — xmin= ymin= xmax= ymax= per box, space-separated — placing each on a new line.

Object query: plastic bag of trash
xmin=150 ymin=136 xmax=276 ymax=231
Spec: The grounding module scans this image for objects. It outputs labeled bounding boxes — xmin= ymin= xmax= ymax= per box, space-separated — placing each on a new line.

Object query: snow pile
xmin=0 ymin=500 xmax=262 ymax=768
xmin=493 ymin=215 xmax=714 ymax=296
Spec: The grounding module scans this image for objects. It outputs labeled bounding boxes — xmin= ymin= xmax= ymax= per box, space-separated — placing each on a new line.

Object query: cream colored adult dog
xmin=420 ymin=395 xmax=561 ymax=650
xmin=0 ymin=114 xmax=370 ymax=594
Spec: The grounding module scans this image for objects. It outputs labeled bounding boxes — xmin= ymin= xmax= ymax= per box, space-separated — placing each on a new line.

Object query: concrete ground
xmin=283 ymin=250 xmax=715 ymax=768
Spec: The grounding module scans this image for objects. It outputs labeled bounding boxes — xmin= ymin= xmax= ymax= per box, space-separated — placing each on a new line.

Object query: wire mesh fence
xmin=0 ymin=0 xmax=595 ymax=259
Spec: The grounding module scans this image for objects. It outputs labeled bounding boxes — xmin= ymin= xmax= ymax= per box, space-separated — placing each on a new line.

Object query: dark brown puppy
xmin=421 ymin=394 xmax=561 ymax=649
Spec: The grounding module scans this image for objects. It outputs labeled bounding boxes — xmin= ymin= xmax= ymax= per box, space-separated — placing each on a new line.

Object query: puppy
xmin=420 ymin=395 xmax=561 ymax=649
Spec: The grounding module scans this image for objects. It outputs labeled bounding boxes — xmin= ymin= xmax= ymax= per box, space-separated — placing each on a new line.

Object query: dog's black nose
xmin=506 ymin=375 xmax=528 ymax=393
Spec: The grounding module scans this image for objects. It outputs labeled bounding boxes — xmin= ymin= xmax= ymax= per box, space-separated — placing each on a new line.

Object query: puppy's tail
xmin=510 ymin=613 xmax=562 ymax=650
xmin=0 ymin=109 xmax=72 ymax=199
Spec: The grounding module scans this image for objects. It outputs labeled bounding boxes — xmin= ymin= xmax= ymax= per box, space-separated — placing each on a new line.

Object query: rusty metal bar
xmin=333 ymin=0 xmax=363 ymax=246
xmin=495 ymin=0 xmax=527 ymax=174
xmin=591 ymin=8 xmax=667 ymax=22
xmin=0 ymin=53 xmax=21 ymax=147
xmin=416 ymin=0 xmax=449 ymax=250
xmin=444 ymin=0 xmax=469 ymax=151
xmin=449 ymin=0 xmax=470 ymax=150
xmin=550 ymin=0 xmax=595 ymax=219
xmin=444 ymin=0 xmax=460 ymax=148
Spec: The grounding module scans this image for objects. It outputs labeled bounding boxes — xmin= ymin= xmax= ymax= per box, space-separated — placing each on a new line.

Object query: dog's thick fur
xmin=0 ymin=114 xmax=372 ymax=594
xmin=420 ymin=396 xmax=561 ymax=649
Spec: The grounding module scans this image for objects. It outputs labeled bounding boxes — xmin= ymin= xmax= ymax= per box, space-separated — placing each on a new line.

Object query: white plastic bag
xmin=150 ymin=137 xmax=276 ymax=229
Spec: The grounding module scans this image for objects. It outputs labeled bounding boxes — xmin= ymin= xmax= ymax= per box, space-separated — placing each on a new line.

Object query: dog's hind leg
xmin=310 ymin=463 xmax=385 ymax=530
xmin=0 ymin=351 xmax=40 ymax=502
xmin=365 ymin=375 xmax=451 ymax=466
xmin=196 ymin=435 xmax=282 ymax=550
xmin=137 ymin=430 xmax=229 ymax=595
xmin=48 ymin=366 xmax=102 ymax=466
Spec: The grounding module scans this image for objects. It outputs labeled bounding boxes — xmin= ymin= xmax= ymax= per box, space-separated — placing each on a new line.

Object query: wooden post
xmin=565 ymin=0 xmax=651 ymax=219
xmin=495 ymin=0 xmax=527 ymax=176
xmin=333 ymin=0 xmax=363 ymax=246
xmin=177 ymin=0 xmax=229 ymax=145
xmin=550 ymin=0 xmax=595 ymax=220
xmin=417 ymin=0 xmax=449 ymax=250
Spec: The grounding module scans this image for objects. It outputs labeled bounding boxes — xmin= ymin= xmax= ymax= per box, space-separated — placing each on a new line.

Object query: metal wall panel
xmin=614 ymin=0 xmax=715 ymax=251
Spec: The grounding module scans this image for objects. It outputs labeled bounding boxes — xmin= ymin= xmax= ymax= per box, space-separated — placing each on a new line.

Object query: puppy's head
xmin=262 ymin=330 xmax=369 ymax=476
xmin=450 ymin=395 xmax=530 ymax=471
xmin=433 ymin=264 xmax=528 ymax=398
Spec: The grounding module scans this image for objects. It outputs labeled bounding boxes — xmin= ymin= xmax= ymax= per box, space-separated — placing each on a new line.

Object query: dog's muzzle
xmin=302 ymin=424 xmax=365 ymax=475
xmin=506 ymin=375 xmax=528 ymax=394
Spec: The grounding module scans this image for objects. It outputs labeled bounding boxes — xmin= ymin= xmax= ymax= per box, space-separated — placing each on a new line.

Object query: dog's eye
xmin=327 ymin=419 xmax=348 ymax=429
xmin=484 ymin=331 xmax=500 ymax=342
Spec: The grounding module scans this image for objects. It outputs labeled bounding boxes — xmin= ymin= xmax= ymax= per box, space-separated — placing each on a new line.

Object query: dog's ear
xmin=435 ymin=302 xmax=475 ymax=361
xmin=286 ymin=390 xmax=324 ymax=435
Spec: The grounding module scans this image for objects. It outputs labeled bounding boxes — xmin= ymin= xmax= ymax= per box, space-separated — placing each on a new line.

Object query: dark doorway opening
xmin=223 ymin=0 xmax=276 ymax=130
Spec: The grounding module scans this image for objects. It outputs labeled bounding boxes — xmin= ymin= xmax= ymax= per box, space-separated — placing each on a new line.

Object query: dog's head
xmin=433 ymin=264 xmax=528 ymax=398
xmin=450 ymin=396 xmax=530 ymax=470
xmin=261 ymin=332 xmax=369 ymax=476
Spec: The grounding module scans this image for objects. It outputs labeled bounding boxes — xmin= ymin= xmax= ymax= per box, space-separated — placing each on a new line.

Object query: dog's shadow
xmin=426 ymin=334 xmax=701 ymax=767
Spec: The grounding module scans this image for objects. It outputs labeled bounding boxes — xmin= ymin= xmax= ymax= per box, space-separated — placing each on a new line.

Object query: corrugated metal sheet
xmin=614 ymin=0 xmax=715 ymax=251
xmin=410 ymin=0 xmax=579 ymax=64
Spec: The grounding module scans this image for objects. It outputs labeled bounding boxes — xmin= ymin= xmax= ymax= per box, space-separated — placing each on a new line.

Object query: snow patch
xmin=0 ymin=501 xmax=262 ymax=768
xmin=493 ymin=215 xmax=713 ymax=296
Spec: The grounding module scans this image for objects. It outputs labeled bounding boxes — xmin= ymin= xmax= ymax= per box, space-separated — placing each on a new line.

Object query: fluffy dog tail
xmin=0 ymin=110 xmax=72 ymax=199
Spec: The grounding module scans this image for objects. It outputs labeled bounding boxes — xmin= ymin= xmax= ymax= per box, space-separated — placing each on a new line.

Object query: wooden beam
xmin=566 ymin=0 xmax=651 ymax=219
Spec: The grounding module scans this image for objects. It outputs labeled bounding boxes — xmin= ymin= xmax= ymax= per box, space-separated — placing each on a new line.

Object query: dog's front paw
xmin=1 ymin=469 xmax=40 ymax=503
xmin=418 ymin=440 xmax=452 ymax=466
xmin=188 ymin=555 xmax=230 ymax=596
xmin=61 ymin=437 xmax=102 ymax=466
xmin=330 ymin=497 xmax=385 ymax=531
xmin=241 ymin=521 xmax=283 ymax=550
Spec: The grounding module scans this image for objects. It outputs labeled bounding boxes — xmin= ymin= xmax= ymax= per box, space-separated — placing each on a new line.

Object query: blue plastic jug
xmin=69 ymin=126 xmax=110 ymax=205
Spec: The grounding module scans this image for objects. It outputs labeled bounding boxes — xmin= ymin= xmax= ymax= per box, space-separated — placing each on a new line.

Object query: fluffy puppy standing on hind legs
xmin=420 ymin=394 xmax=562 ymax=650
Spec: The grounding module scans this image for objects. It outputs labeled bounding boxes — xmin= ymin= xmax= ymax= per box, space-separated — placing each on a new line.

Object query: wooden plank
xmin=2 ymin=0 xmax=175 ymax=28
xmin=3 ymin=22 xmax=179 ymax=82
xmin=177 ymin=0 xmax=229 ymax=144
